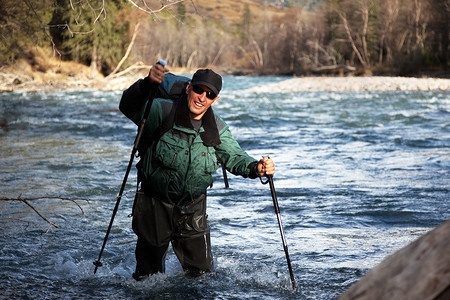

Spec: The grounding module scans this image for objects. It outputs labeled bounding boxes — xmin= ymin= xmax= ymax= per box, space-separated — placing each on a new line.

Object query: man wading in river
xmin=119 ymin=62 xmax=275 ymax=280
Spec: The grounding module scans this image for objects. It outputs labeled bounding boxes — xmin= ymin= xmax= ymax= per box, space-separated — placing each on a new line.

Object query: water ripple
xmin=1 ymin=82 xmax=449 ymax=299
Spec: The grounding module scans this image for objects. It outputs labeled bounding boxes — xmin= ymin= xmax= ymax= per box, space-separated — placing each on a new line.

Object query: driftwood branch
xmin=20 ymin=198 xmax=59 ymax=229
xmin=1 ymin=195 xmax=91 ymax=229
xmin=106 ymin=62 xmax=152 ymax=79
xmin=312 ymin=64 xmax=356 ymax=73
xmin=338 ymin=218 xmax=450 ymax=300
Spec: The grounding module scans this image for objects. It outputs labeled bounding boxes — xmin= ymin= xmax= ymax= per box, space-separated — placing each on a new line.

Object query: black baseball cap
xmin=191 ymin=69 xmax=222 ymax=95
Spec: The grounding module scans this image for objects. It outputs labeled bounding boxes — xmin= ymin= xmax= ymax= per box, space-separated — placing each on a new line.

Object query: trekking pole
xmin=261 ymin=156 xmax=297 ymax=291
xmin=93 ymin=60 xmax=166 ymax=274
xmin=221 ymin=163 xmax=229 ymax=188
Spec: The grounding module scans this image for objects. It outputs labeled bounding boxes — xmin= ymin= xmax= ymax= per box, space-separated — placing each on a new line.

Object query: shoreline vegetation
xmin=1 ymin=62 xmax=449 ymax=93
xmin=0 ymin=0 xmax=450 ymax=92
xmin=2 ymin=0 xmax=449 ymax=95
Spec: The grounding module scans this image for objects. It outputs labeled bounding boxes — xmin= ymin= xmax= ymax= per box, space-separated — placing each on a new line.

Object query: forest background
xmin=0 ymin=0 xmax=449 ymax=89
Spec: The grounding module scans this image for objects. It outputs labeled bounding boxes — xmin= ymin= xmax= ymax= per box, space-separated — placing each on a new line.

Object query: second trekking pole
xmin=93 ymin=60 xmax=166 ymax=274
xmin=262 ymin=156 xmax=297 ymax=291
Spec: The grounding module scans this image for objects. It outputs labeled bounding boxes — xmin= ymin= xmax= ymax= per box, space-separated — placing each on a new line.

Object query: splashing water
xmin=1 ymin=77 xmax=449 ymax=299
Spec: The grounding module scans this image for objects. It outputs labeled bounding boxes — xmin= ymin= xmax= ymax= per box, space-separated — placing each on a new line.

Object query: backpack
xmin=136 ymin=73 xmax=188 ymax=159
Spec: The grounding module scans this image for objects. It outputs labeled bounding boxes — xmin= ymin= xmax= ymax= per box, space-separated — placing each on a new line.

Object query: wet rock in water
xmin=338 ymin=218 xmax=450 ymax=300
xmin=0 ymin=118 xmax=9 ymax=132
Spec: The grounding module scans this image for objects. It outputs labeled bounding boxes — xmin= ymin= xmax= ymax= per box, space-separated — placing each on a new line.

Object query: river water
xmin=0 ymin=76 xmax=449 ymax=299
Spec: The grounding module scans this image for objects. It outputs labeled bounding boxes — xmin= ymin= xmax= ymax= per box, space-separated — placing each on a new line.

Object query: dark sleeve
xmin=247 ymin=161 xmax=260 ymax=179
xmin=119 ymin=77 xmax=153 ymax=125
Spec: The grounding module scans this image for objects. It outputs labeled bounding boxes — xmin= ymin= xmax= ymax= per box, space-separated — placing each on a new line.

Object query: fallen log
xmin=311 ymin=64 xmax=356 ymax=74
xmin=338 ymin=218 xmax=450 ymax=300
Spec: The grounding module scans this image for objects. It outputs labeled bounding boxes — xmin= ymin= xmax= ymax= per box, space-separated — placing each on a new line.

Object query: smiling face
xmin=186 ymin=82 xmax=219 ymax=120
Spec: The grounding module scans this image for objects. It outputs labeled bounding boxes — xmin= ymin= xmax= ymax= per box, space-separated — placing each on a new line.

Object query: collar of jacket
xmin=174 ymin=95 xmax=221 ymax=147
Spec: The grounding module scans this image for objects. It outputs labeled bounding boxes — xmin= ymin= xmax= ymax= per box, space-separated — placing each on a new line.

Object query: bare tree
xmin=332 ymin=0 xmax=372 ymax=68
xmin=378 ymin=0 xmax=400 ymax=65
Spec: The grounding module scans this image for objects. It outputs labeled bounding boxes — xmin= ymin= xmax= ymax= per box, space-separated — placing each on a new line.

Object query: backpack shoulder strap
xmin=137 ymin=97 xmax=179 ymax=160
xmin=152 ymin=72 xmax=188 ymax=140
xmin=151 ymin=100 xmax=177 ymax=142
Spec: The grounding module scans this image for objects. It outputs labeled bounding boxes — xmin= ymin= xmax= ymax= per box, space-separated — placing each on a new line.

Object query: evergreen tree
xmin=49 ymin=0 xmax=130 ymax=75
xmin=0 ymin=0 xmax=53 ymax=64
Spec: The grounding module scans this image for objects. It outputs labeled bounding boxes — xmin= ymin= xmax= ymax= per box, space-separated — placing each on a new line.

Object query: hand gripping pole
xmin=262 ymin=156 xmax=297 ymax=290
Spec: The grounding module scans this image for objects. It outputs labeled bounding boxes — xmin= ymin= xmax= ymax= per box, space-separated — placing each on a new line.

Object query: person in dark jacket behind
xmin=119 ymin=62 xmax=275 ymax=280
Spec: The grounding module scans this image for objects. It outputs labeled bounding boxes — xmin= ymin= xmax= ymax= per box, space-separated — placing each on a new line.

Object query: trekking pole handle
xmin=259 ymin=155 xmax=271 ymax=184
xmin=157 ymin=59 xmax=167 ymax=66
xmin=262 ymin=155 xmax=297 ymax=290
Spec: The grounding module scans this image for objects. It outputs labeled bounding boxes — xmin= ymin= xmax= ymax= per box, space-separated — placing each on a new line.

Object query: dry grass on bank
xmin=0 ymin=49 xmax=449 ymax=93
xmin=0 ymin=48 xmax=104 ymax=92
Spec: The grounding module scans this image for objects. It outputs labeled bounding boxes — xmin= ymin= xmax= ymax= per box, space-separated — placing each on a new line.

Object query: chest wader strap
xmin=129 ymin=159 xmax=146 ymax=218
xmin=216 ymin=155 xmax=229 ymax=188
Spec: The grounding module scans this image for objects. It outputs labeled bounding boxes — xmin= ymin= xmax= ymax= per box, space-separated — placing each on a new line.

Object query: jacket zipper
xmin=170 ymin=153 xmax=177 ymax=167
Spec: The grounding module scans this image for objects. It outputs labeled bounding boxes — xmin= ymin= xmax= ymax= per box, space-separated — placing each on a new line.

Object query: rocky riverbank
xmin=245 ymin=76 xmax=450 ymax=93
xmin=1 ymin=63 xmax=449 ymax=93
xmin=0 ymin=64 xmax=141 ymax=93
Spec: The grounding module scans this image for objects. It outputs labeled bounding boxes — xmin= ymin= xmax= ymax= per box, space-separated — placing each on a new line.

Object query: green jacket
xmin=120 ymin=74 xmax=258 ymax=208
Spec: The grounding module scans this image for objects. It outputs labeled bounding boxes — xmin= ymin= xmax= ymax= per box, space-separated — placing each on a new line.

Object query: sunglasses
xmin=192 ymin=85 xmax=217 ymax=100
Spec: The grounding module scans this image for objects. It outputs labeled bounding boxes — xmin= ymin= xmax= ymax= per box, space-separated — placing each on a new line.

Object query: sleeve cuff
xmin=248 ymin=161 xmax=259 ymax=179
